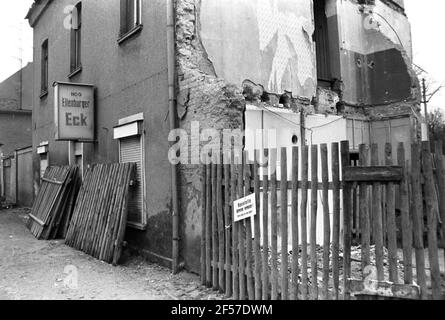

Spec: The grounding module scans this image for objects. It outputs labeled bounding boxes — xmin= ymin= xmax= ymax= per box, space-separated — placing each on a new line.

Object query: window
xmin=114 ymin=115 xmax=146 ymax=230
xmin=70 ymin=2 xmax=82 ymax=75
xmin=120 ymin=0 xmax=142 ymax=37
xmin=41 ymin=39 xmax=48 ymax=95
xmin=313 ymin=0 xmax=332 ymax=87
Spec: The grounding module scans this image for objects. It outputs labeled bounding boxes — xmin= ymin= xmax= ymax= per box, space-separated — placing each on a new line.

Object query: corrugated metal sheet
xmin=119 ymin=135 xmax=144 ymax=227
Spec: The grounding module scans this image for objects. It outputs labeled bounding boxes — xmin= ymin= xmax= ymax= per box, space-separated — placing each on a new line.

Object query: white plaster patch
xmin=257 ymin=0 xmax=315 ymax=93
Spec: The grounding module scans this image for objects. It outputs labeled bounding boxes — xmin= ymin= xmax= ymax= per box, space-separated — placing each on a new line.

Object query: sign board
xmin=233 ymin=193 xmax=256 ymax=222
xmin=54 ymin=82 xmax=95 ymax=141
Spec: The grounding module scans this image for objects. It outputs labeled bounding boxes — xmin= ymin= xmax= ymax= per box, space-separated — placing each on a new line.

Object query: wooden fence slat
xmin=300 ymin=145 xmax=309 ymax=300
xmin=231 ymin=158 xmax=239 ymax=299
xmin=331 ymin=143 xmax=341 ymax=300
xmin=291 ymin=146 xmax=299 ymax=300
xmin=280 ymin=147 xmax=289 ymax=300
xmin=224 ymin=154 xmax=232 ymax=297
xmin=397 ymin=143 xmax=413 ymax=285
xmin=201 ymin=165 xmax=207 ymax=286
xmin=270 ymin=148 xmax=279 ymax=300
xmin=371 ymin=144 xmax=384 ymax=282
xmin=410 ymin=143 xmax=428 ymax=299
xmin=262 ymin=149 xmax=270 ymax=300
xmin=212 ymin=157 xmax=218 ymax=291
xmin=421 ymin=142 xmax=442 ymax=300
xmin=244 ymin=152 xmax=254 ymax=301
xmin=359 ymin=144 xmax=371 ymax=273
xmin=341 ymin=141 xmax=352 ymax=300
xmin=433 ymin=141 xmax=445 ymax=274
xmin=385 ymin=143 xmax=399 ymax=284
xmin=238 ymin=156 xmax=246 ymax=300
xmin=217 ymin=154 xmax=225 ymax=293
xmin=310 ymin=145 xmax=319 ymax=300
xmin=254 ymin=151 xmax=262 ymax=300
xmin=321 ymin=144 xmax=330 ymax=300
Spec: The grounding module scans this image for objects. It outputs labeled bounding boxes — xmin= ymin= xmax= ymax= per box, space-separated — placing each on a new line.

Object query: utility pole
xmin=422 ymin=78 xmax=429 ymax=141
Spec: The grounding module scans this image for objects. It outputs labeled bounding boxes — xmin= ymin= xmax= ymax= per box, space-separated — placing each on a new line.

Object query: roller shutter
xmin=119 ymin=135 xmax=146 ymax=229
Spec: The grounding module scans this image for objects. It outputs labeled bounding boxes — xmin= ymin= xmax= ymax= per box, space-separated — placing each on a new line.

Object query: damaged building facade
xmin=177 ymin=0 xmax=421 ymax=273
xmin=26 ymin=0 xmax=420 ymax=274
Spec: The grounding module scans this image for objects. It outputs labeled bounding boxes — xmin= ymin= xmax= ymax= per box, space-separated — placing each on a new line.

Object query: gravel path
xmin=0 ymin=208 xmax=226 ymax=300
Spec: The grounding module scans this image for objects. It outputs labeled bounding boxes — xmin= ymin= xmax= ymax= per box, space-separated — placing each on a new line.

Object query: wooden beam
xmin=343 ymin=166 xmax=403 ymax=183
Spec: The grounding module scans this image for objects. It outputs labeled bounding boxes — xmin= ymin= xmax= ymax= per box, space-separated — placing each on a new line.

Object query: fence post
xmin=201 ymin=164 xmax=207 ymax=286
xmin=212 ymin=153 xmax=218 ymax=291
xmin=359 ymin=144 xmax=371 ymax=273
xmin=321 ymin=144 xmax=330 ymax=300
xmin=310 ymin=145 xmax=319 ymax=300
xmin=253 ymin=150 xmax=262 ymax=300
xmin=262 ymin=149 xmax=269 ymax=300
xmin=300 ymin=145 xmax=309 ymax=300
xmin=231 ymin=157 xmax=239 ymax=299
xmin=238 ymin=154 xmax=246 ymax=300
xmin=331 ymin=143 xmax=341 ymax=300
xmin=217 ymin=153 xmax=225 ymax=293
xmin=291 ymin=146 xmax=299 ymax=300
xmin=281 ymin=147 xmax=289 ymax=300
xmin=224 ymin=152 xmax=232 ymax=297
xmin=270 ymin=148 xmax=278 ymax=300
xmin=385 ymin=143 xmax=399 ymax=284
xmin=397 ymin=143 xmax=413 ymax=285
xmin=244 ymin=151 xmax=254 ymax=300
xmin=421 ymin=142 xmax=442 ymax=300
xmin=340 ymin=141 xmax=351 ymax=300
xmin=371 ymin=144 xmax=384 ymax=282
xmin=410 ymin=143 xmax=428 ymax=299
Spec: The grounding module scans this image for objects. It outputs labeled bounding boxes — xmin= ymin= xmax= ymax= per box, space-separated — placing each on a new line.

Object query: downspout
xmin=167 ymin=0 xmax=180 ymax=274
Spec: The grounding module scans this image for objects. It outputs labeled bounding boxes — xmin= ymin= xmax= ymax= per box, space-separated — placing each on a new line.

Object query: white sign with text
xmin=233 ymin=194 xmax=256 ymax=222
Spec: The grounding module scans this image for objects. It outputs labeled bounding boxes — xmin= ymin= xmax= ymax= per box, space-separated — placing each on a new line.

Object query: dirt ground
xmin=0 ymin=208 xmax=226 ymax=300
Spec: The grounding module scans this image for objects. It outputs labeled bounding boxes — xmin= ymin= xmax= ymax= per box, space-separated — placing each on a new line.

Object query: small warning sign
xmin=233 ymin=194 xmax=256 ymax=222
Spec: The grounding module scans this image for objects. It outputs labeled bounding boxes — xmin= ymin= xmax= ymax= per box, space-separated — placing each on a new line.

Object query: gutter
xmin=167 ymin=0 xmax=181 ymax=274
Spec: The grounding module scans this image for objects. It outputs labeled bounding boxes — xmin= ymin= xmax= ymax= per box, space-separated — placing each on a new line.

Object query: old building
xmin=0 ymin=63 xmax=33 ymax=206
xmin=27 ymin=0 xmax=421 ymax=274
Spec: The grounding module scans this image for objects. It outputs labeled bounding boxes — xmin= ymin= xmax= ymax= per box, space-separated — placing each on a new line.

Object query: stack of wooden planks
xmin=28 ymin=166 xmax=82 ymax=240
xmin=65 ymin=162 xmax=135 ymax=265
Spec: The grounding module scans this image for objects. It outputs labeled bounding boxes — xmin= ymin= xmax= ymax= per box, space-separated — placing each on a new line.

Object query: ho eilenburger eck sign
xmin=54 ymin=82 xmax=95 ymax=141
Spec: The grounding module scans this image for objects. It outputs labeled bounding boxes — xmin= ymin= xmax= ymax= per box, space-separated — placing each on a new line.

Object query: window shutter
xmin=119 ymin=135 xmax=145 ymax=228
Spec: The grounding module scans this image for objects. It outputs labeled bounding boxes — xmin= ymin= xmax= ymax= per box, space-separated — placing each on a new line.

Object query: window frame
xmin=118 ymin=0 xmax=143 ymax=44
xmin=69 ymin=2 xmax=82 ymax=77
xmin=40 ymin=39 xmax=49 ymax=97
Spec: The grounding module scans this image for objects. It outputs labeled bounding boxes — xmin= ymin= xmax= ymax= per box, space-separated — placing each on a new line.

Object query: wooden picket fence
xmin=200 ymin=141 xmax=445 ymax=300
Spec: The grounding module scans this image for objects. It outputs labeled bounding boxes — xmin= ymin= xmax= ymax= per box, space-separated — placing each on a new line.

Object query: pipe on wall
xmin=167 ymin=0 xmax=180 ymax=274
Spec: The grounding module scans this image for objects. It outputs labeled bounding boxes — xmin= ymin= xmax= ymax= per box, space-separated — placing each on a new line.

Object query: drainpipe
xmin=167 ymin=0 xmax=180 ymax=274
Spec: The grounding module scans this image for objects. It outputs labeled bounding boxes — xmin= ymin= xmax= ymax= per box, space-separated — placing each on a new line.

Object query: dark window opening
xmin=41 ymin=39 xmax=48 ymax=95
xmin=120 ymin=0 xmax=142 ymax=37
xmin=313 ymin=0 xmax=332 ymax=88
xmin=70 ymin=2 xmax=82 ymax=74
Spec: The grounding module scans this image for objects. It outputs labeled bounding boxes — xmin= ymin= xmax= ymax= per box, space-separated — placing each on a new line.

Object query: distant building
xmin=0 ymin=63 xmax=33 ymax=206
xmin=0 ymin=62 xmax=33 ymax=157
xmin=26 ymin=0 xmax=421 ymax=274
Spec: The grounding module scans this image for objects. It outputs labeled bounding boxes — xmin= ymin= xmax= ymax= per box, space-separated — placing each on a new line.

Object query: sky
xmin=0 ymin=0 xmax=444 ymax=112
